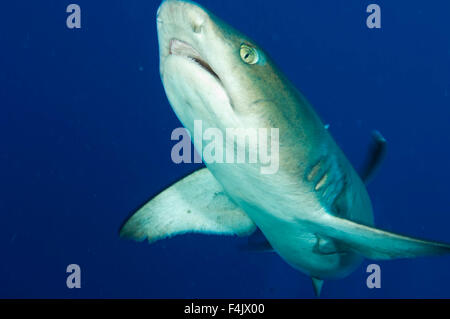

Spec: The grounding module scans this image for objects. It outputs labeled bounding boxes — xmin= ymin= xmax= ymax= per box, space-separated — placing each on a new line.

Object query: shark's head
xmin=156 ymin=0 xmax=332 ymax=211
xmin=157 ymin=0 xmax=308 ymax=132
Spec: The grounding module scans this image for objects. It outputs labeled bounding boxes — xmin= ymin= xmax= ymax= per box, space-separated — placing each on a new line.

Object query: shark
xmin=120 ymin=0 xmax=450 ymax=296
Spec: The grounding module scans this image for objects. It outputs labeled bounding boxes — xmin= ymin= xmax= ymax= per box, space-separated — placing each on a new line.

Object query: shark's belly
xmin=257 ymin=214 xmax=364 ymax=280
xmin=216 ymin=163 xmax=369 ymax=280
xmin=206 ymin=138 xmax=372 ymax=279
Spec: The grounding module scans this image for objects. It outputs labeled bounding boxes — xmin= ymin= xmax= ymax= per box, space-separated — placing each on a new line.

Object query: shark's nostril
xmin=186 ymin=4 xmax=207 ymax=34
xmin=192 ymin=22 xmax=203 ymax=34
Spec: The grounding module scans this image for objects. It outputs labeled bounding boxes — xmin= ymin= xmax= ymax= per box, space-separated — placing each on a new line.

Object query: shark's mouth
xmin=169 ymin=39 xmax=221 ymax=83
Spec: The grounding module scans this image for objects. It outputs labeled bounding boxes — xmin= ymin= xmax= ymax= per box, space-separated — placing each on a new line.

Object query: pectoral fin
xmin=120 ymin=168 xmax=256 ymax=243
xmin=314 ymin=214 xmax=450 ymax=260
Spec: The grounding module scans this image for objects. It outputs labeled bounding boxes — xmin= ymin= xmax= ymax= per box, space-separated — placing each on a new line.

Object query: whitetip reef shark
xmin=120 ymin=0 xmax=450 ymax=296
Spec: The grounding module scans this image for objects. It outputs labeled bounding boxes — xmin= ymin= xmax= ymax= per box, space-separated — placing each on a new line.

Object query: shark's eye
xmin=240 ymin=44 xmax=259 ymax=65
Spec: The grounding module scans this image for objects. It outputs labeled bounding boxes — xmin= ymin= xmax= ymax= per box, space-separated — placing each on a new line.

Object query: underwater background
xmin=1 ymin=0 xmax=450 ymax=298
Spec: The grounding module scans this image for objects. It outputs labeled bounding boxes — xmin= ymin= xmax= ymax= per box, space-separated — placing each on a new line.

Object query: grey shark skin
xmin=121 ymin=0 xmax=450 ymax=296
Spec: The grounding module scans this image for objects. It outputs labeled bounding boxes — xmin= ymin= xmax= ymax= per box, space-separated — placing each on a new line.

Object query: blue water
xmin=1 ymin=0 xmax=449 ymax=298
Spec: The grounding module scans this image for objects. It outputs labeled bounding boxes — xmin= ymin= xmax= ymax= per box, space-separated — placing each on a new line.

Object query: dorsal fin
xmin=311 ymin=277 xmax=324 ymax=297
xmin=359 ymin=130 xmax=387 ymax=184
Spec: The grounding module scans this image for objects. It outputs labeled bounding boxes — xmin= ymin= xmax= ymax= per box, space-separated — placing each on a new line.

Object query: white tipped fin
xmin=120 ymin=168 xmax=256 ymax=243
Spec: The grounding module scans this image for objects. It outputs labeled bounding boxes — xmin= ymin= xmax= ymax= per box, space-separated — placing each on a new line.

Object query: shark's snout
xmin=157 ymin=0 xmax=208 ymax=35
